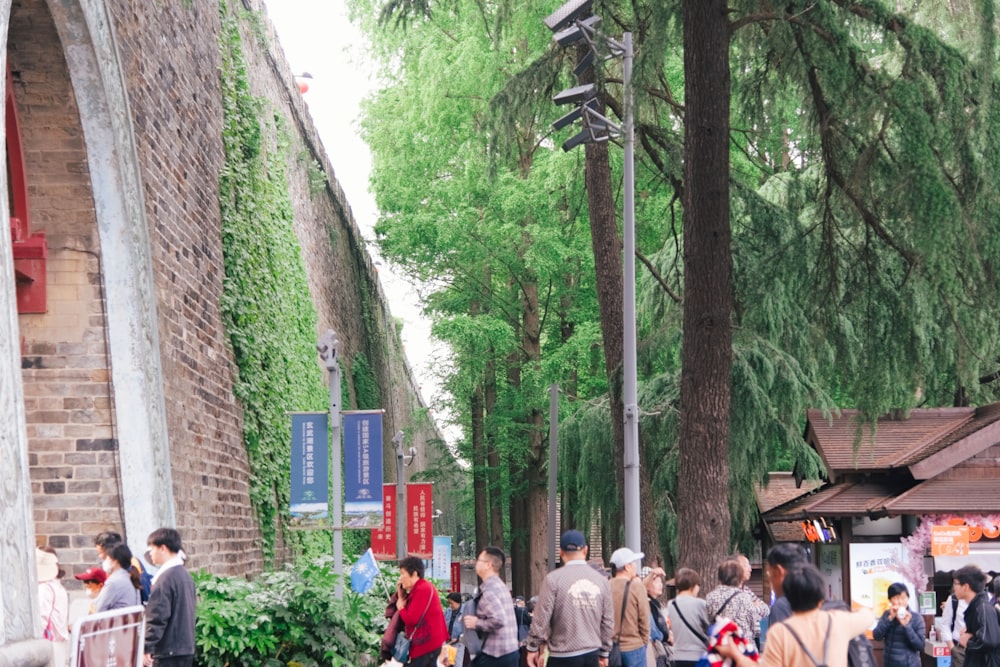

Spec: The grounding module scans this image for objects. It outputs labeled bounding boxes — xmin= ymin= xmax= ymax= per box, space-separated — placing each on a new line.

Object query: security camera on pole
xmin=544 ymin=0 xmax=640 ymax=552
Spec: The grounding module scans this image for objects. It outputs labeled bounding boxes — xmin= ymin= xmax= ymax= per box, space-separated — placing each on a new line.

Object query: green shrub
xmin=194 ymin=556 xmax=389 ymax=667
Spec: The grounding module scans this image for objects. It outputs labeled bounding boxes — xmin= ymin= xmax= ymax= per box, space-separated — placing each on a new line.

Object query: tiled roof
xmin=754 ymin=472 xmax=826 ymax=514
xmin=884 ymin=479 xmax=1000 ymax=514
xmin=761 ymin=480 xmax=907 ymax=522
xmin=766 ymin=521 xmax=809 ymax=542
xmin=806 ymin=408 xmax=974 ymax=474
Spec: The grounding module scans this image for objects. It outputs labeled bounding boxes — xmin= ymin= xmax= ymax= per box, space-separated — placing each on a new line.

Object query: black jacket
xmin=144 ymin=565 xmax=197 ymax=658
xmin=872 ymin=608 xmax=924 ymax=667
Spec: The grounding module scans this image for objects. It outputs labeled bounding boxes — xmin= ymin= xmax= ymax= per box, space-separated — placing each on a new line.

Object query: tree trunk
xmin=521 ymin=277 xmax=549 ymax=593
xmin=485 ymin=358 xmax=505 ymax=547
xmin=677 ymin=0 xmax=733 ymax=589
xmin=584 ymin=139 xmax=627 ymax=543
xmin=471 ymin=386 xmax=489 ymax=555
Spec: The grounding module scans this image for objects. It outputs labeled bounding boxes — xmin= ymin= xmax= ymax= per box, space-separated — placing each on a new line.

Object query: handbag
xmin=608 ymin=581 xmax=633 ymax=667
xmin=393 ymin=590 xmax=435 ymax=663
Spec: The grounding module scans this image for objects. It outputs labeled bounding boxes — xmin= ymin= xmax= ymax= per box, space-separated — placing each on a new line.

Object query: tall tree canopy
xmin=352 ymin=0 xmax=1000 ymax=585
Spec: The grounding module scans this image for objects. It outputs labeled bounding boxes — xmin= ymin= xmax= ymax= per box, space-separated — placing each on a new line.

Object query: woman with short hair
xmin=666 ymin=568 xmax=709 ymax=667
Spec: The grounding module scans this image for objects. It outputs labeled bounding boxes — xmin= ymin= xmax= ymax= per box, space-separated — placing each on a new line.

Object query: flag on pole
xmin=350 ymin=548 xmax=379 ymax=594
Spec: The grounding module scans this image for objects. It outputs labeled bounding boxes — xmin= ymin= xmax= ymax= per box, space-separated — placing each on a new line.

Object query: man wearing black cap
xmin=525 ymin=530 xmax=614 ymax=667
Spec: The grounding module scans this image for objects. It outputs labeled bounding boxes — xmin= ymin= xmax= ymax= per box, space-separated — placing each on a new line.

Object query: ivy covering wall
xmin=218 ymin=5 xmax=328 ymax=561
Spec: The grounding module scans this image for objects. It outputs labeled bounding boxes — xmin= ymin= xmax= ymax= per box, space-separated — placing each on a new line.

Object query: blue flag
xmin=350 ymin=548 xmax=379 ymax=594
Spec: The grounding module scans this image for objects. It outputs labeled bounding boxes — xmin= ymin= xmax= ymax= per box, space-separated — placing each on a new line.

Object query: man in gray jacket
xmin=526 ymin=531 xmax=614 ymax=667
xmin=142 ymin=528 xmax=196 ymax=667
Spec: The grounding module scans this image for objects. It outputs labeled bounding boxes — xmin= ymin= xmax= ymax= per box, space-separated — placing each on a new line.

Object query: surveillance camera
xmin=553 ymin=83 xmax=596 ymax=106
xmin=543 ymin=0 xmax=593 ymax=33
xmin=552 ymin=15 xmax=601 ymax=48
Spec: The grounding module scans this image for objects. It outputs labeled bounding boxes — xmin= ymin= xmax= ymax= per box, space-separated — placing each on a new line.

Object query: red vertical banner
xmin=371 ymin=484 xmax=396 ymax=560
xmin=450 ymin=562 xmax=461 ymax=593
xmin=407 ymin=483 xmax=433 ymax=558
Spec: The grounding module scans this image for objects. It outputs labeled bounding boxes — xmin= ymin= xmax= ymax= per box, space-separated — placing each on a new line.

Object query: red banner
xmin=407 ymin=483 xmax=433 ymax=558
xmin=371 ymin=484 xmax=396 ymax=560
xmin=451 ymin=562 xmax=461 ymax=593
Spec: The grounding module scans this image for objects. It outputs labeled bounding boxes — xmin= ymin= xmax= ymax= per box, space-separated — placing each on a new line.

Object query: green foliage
xmin=218 ymin=4 xmax=328 ymax=561
xmin=194 ymin=556 xmax=386 ymax=667
xmin=351 ymin=353 xmax=381 ymax=410
xmin=354 ymin=0 xmax=1000 ymax=564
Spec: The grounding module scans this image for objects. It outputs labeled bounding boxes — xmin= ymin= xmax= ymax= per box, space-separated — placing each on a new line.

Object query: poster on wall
xmin=343 ymin=411 xmax=384 ymax=528
xmin=817 ymin=543 xmax=843 ymax=601
xmin=432 ymin=536 xmax=452 ymax=582
xmin=849 ymin=542 xmax=917 ymax=615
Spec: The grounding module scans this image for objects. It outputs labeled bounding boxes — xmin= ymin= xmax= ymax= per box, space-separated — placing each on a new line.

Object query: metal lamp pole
xmin=317 ymin=330 xmax=343 ymax=597
xmin=393 ymin=429 xmax=407 ymax=560
xmin=621 ymin=32 xmax=640 ymax=553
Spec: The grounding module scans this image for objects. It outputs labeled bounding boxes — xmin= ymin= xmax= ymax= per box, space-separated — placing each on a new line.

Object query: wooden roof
xmin=761 ymin=480 xmax=908 ymax=523
xmin=754 ymin=472 xmax=825 ymax=514
xmin=884 ymin=479 xmax=1000 ymax=514
xmin=806 ymin=407 xmax=975 ymax=479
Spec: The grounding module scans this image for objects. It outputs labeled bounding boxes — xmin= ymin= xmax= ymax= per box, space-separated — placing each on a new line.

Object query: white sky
xmin=264 ymin=0 xmax=456 ymax=441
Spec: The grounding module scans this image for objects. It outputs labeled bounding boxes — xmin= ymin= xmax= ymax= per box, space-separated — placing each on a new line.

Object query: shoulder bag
xmin=393 ymin=590 xmax=435 ymax=663
xmin=608 ymin=580 xmax=633 ymax=667
xmin=669 ymin=599 xmax=709 ymax=646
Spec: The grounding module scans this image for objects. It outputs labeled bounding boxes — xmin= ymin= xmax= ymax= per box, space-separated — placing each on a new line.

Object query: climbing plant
xmin=218 ymin=4 xmax=328 ymax=562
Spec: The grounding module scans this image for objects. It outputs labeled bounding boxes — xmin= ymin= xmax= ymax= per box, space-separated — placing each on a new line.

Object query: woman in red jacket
xmin=397 ymin=556 xmax=449 ymax=667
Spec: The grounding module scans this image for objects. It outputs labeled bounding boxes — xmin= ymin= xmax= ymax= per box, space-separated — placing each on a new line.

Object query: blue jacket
xmin=873 ymin=608 xmax=925 ymax=667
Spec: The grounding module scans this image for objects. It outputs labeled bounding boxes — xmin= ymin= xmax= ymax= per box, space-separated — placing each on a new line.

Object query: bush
xmin=194 ymin=555 xmax=389 ymax=667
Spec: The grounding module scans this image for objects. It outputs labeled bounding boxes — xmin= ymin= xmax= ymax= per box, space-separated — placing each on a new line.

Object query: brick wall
xmin=9 ymin=0 xmax=122 ymax=582
xmin=9 ymin=0 xmax=439 ymax=580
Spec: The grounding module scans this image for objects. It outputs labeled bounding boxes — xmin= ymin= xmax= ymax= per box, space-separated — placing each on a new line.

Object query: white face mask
xmin=102 ymin=557 xmax=113 ymax=573
xmin=86 ymin=586 xmax=100 ymax=598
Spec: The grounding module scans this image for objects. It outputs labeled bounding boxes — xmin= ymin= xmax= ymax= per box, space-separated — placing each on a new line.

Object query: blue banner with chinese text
xmin=290 ymin=412 xmax=328 ymax=518
xmin=343 ymin=411 xmax=384 ymax=528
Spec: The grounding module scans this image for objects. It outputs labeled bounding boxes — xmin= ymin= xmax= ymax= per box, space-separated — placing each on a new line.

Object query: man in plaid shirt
xmin=464 ymin=547 xmax=520 ymax=667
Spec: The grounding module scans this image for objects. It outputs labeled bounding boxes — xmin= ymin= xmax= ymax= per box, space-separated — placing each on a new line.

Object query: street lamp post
xmin=317 ymin=330 xmax=344 ymax=596
xmin=545 ymin=1 xmax=640 ymax=552
xmin=392 ymin=429 xmax=413 ymax=560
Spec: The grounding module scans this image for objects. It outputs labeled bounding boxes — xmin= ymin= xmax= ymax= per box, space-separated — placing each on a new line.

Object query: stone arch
xmin=2 ymin=0 xmax=175 ymax=564
xmin=41 ymin=0 xmax=176 ymax=548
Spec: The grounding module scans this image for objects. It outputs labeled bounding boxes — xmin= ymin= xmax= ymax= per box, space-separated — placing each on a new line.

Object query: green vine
xmin=350 ymin=353 xmax=380 ymax=410
xmin=218 ymin=4 xmax=327 ymax=562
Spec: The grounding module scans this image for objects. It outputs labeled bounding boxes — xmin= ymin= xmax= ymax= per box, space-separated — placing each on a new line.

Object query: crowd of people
xmin=382 ymin=531 xmax=1000 ymax=667
xmin=36 ymin=527 xmax=196 ymax=667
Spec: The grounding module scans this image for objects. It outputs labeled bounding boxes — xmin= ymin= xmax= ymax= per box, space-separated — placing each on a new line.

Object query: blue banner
xmin=343 ymin=411 xmax=384 ymax=528
xmin=433 ymin=536 xmax=452 ymax=581
xmin=290 ymin=413 xmax=329 ymax=518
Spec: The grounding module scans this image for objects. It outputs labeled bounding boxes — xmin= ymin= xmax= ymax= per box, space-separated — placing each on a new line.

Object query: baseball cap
xmin=74 ymin=566 xmax=107 ymax=584
xmin=610 ymin=547 xmax=644 ymax=569
xmin=560 ymin=530 xmax=587 ymax=552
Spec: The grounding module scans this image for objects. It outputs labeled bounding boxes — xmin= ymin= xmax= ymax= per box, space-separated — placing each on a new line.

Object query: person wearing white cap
xmin=609 ymin=548 xmax=650 ymax=667
xmin=37 ymin=547 xmax=70 ymax=666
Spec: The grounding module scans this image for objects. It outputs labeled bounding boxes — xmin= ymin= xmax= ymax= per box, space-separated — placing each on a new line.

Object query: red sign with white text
xmin=407 ymin=483 xmax=433 ymax=559
xmin=371 ymin=484 xmax=396 ymax=560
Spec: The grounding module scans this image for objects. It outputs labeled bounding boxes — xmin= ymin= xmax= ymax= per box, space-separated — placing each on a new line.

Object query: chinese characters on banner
xmin=290 ymin=412 xmax=328 ymax=518
xmin=407 ymin=483 xmax=433 ymax=559
xmin=849 ymin=543 xmax=916 ymax=617
xmin=343 ymin=411 xmax=384 ymax=528
xmin=371 ymin=484 xmax=396 ymax=560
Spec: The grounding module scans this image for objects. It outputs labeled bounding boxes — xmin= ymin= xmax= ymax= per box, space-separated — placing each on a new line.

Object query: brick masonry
xmin=7 ymin=0 xmax=438 ymax=583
